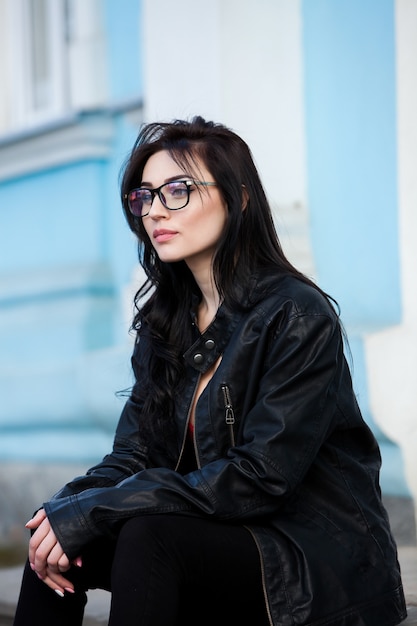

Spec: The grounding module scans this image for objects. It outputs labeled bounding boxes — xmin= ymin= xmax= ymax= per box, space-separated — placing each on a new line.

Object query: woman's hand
xmin=26 ymin=509 xmax=79 ymax=596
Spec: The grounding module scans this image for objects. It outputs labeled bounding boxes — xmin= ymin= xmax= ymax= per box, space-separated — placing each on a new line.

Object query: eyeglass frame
xmin=124 ymin=180 xmax=217 ymax=218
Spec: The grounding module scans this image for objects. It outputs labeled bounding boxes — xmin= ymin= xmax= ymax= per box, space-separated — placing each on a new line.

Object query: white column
xmin=365 ymin=0 xmax=417 ymax=525
xmin=142 ymin=0 xmax=314 ymax=274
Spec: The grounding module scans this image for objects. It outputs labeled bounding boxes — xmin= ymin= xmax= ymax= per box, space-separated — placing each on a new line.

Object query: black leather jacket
xmin=45 ymin=274 xmax=406 ymax=625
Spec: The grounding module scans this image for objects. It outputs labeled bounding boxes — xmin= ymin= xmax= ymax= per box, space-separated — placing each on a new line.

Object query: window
xmin=3 ymin=0 xmax=69 ymax=131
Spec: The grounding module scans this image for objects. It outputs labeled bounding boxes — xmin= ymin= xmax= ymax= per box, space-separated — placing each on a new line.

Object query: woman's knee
xmin=116 ymin=515 xmax=170 ymax=548
xmin=113 ymin=515 xmax=176 ymax=571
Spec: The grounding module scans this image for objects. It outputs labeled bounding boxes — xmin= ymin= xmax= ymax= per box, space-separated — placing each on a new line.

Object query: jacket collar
xmin=183 ymin=302 xmax=243 ymax=373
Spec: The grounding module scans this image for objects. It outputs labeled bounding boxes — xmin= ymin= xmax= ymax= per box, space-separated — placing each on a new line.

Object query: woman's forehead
xmin=142 ymin=149 xmax=209 ymax=181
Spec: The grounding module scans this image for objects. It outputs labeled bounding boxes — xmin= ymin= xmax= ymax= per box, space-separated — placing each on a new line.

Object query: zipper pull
xmin=225 ymin=406 xmax=235 ymax=425
xmin=221 ymin=384 xmax=235 ymax=425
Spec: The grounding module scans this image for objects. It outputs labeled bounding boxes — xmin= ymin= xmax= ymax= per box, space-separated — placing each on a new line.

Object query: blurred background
xmin=0 ymin=0 xmax=416 ymax=563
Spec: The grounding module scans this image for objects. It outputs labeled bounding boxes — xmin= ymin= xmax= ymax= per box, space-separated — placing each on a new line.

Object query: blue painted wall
xmin=2 ymin=161 xmax=110 ymax=270
xmin=0 ymin=1 xmax=144 ymax=463
xmin=0 ymin=0 xmax=410 ymax=496
xmin=302 ymin=0 xmax=400 ymax=328
xmin=0 ymin=112 xmax=141 ymax=460
xmin=302 ymin=0 xmax=408 ymax=495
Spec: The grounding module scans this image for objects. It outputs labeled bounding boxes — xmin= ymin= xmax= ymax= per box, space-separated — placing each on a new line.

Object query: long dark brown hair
xmin=119 ymin=116 xmax=337 ymax=453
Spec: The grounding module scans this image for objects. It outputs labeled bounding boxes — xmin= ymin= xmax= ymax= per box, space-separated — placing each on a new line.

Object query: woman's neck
xmin=187 ymin=258 xmax=221 ymax=331
xmin=193 ymin=272 xmax=221 ymax=332
xmin=197 ymin=297 xmax=220 ymax=332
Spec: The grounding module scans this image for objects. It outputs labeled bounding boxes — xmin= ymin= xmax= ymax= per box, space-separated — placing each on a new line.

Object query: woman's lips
xmin=153 ymin=229 xmax=178 ymax=243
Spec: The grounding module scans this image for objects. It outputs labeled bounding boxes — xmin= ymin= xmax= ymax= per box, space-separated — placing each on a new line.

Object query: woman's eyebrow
xmin=140 ymin=174 xmax=192 ymax=187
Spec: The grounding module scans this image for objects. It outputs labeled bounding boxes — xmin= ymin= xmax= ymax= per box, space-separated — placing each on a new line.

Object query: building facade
xmin=0 ymin=0 xmax=416 ymax=539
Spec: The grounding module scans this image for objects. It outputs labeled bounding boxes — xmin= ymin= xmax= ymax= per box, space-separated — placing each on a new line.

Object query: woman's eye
xmin=140 ymin=191 xmax=153 ymax=203
xmin=169 ymin=184 xmax=188 ymax=198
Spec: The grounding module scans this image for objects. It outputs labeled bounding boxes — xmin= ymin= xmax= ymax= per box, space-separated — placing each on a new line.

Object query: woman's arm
xmin=43 ymin=311 xmax=347 ymax=560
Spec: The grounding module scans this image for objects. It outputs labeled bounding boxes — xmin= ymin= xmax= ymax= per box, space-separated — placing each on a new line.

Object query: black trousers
xmin=13 ymin=515 xmax=270 ymax=626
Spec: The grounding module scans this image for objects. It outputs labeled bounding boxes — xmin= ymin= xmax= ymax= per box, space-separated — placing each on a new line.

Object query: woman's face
xmin=140 ymin=150 xmax=227 ymax=272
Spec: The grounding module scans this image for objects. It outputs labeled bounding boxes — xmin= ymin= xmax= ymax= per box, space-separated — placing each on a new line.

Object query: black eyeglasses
xmin=125 ymin=180 xmax=217 ymax=218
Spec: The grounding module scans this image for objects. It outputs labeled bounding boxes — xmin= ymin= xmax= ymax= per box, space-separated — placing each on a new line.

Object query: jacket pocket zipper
xmin=243 ymin=526 xmax=273 ymax=626
xmin=221 ymin=384 xmax=235 ymax=447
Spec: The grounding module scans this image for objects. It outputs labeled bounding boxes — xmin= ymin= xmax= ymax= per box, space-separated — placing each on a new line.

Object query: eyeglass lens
xmin=128 ymin=181 xmax=190 ymax=217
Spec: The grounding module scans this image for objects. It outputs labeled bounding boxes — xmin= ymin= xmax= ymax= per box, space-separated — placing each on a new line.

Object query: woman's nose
xmin=148 ymin=193 xmax=169 ymax=218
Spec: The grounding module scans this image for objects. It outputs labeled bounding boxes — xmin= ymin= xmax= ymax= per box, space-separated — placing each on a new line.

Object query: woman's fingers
xmin=57 ymin=552 xmax=71 ymax=572
xmin=35 ymin=569 xmax=75 ymax=596
xmin=25 ymin=509 xmax=75 ymax=594
xmin=72 ymin=555 xmax=83 ymax=568
xmin=46 ymin=543 xmax=70 ymax=574
xmin=28 ymin=518 xmax=52 ymax=570
xmin=32 ymin=533 xmax=59 ymax=578
xmin=30 ymin=519 xmax=66 ymax=579
xmin=44 ymin=561 xmax=74 ymax=593
xmin=25 ymin=508 xmax=46 ymax=530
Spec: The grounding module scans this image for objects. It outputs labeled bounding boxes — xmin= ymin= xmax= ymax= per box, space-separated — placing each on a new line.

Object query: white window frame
xmin=6 ymin=0 xmax=69 ymax=130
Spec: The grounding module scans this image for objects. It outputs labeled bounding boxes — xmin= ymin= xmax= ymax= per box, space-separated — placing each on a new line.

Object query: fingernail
xmin=74 ymin=557 xmax=82 ymax=567
xmin=64 ymin=587 xmax=75 ymax=594
xmin=29 ymin=562 xmax=35 ymax=571
xmin=54 ymin=589 xmax=64 ymax=598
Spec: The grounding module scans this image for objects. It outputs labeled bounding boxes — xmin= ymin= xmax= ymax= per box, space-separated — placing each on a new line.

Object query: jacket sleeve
xmin=44 ymin=309 xmax=350 ymax=560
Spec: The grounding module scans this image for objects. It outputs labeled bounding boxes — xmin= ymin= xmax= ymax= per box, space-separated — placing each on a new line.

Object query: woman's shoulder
xmin=251 ymin=272 xmax=338 ymax=320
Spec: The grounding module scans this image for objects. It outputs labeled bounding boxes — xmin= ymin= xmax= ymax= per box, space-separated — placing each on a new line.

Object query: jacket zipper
xmin=221 ymin=384 xmax=236 ymax=447
xmin=244 ymin=526 xmax=274 ymax=626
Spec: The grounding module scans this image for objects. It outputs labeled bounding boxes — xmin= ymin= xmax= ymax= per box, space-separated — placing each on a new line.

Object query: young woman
xmin=13 ymin=116 xmax=407 ymax=626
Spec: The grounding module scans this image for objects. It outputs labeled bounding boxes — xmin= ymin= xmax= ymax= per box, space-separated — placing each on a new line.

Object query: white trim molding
xmin=365 ymin=0 xmax=417 ymax=525
xmin=0 ymin=101 xmax=142 ymax=182
xmin=0 ymin=112 xmax=114 ymax=182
